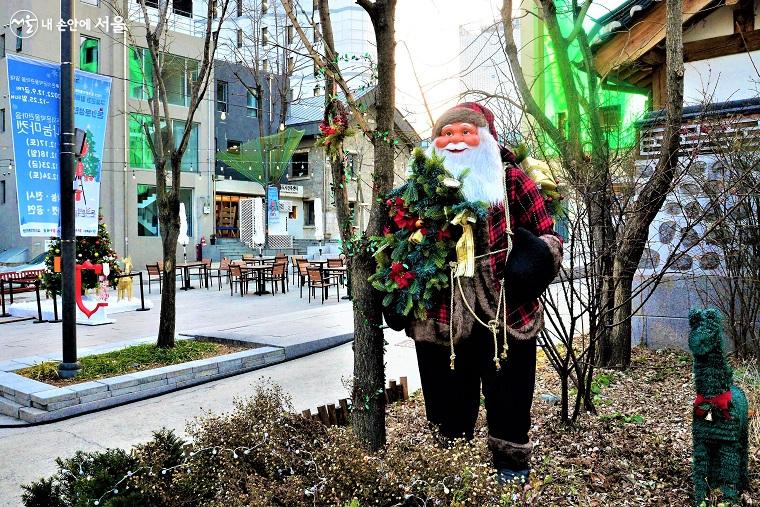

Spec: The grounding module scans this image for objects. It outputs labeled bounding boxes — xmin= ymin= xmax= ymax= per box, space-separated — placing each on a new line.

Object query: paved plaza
xmin=0 ymin=279 xmax=421 ymax=505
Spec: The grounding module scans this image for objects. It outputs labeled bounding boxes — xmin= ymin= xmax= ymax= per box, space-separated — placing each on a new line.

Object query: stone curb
xmin=0 ymin=346 xmax=287 ymax=423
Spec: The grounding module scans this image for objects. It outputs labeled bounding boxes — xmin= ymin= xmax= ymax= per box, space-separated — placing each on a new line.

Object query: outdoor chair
xmin=264 ymin=261 xmax=288 ymax=295
xmin=198 ymin=258 xmax=212 ymax=288
xmin=327 ymin=257 xmax=346 ymax=286
xmin=228 ymin=264 xmax=250 ymax=297
xmin=291 ymin=255 xmax=304 ymax=285
xmin=146 ymin=263 xmax=162 ymax=294
xmin=207 ymin=257 xmax=230 ymax=290
xmin=297 ymin=258 xmax=311 ymax=298
xmin=306 ymin=266 xmax=339 ymax=304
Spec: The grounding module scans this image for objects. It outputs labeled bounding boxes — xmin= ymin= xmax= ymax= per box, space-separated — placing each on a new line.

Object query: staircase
xmin=215 ymin=238 xmax=258 ymax=260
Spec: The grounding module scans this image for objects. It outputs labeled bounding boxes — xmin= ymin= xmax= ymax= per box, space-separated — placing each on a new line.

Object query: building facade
xmin=283 ymin=90 xmax=420 ymax=245
xmin=0 ymin=0 xmax=216 ymax=269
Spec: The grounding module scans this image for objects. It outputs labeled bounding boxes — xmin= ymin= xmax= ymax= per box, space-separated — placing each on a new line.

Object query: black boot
xmin=488 ymin=435 xmax=531 ymax=484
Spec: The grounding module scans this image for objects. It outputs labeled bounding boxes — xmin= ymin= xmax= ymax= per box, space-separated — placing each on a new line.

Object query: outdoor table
xmin=176 ymin=261 xmax=208 ymax=291
xmin=308 ymin=259 xmax=329 ymax=267
xmin=0 ymin=277 xmax=44 ymax=323
xmin=246 ymin=256 xmax=276 ymax=266
xmin=241 ymin=264 xmax=273 ymax=296
xmin=111 ymin=272 xmax=150 ymax=311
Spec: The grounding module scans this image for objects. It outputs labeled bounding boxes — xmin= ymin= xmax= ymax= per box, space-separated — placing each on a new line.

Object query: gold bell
xmin=409 ymin=229 xmax=425 ymax=244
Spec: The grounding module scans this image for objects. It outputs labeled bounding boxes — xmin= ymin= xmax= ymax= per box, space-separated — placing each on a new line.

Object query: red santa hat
xmin=432 ymin=102 xmax=499 ymax=141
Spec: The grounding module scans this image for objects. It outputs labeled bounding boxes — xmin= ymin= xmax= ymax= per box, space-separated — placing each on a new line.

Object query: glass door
xmin=215 ymin=194 xmax=240 ymax=238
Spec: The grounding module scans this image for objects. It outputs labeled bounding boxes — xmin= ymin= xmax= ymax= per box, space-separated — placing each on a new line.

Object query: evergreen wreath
xmin=369 ymin=148 xmax=487 ymax=320
xmin=315 ymin=100 xmax=355 ymax=161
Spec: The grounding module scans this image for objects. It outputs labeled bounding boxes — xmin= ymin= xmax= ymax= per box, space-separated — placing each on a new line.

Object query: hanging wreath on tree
xmin=369 ymin=148 xmax=487 ymax=320
xmin=316 ymin=99 xmax=355 ymax=161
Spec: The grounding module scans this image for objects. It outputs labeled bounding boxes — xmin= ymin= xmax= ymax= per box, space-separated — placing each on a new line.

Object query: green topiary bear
xmin=688 ymin=308 xmax=749 ymax=505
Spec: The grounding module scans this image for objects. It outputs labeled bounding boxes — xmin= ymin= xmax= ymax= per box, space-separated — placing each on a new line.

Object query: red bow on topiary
xmin=694 ymin=389 xmax=732 ymax=420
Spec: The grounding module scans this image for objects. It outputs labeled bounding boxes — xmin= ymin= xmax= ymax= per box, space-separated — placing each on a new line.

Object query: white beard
xmin=428 ymin=127 xmax=505 ymax=204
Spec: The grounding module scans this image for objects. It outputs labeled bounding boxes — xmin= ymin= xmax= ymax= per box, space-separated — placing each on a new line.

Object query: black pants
xmin=415 ymin=331 xmax=537 ymax=445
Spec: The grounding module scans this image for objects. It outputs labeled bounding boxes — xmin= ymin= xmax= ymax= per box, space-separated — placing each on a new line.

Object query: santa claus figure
xmin=403 ymin=103 xmax=562 ymax=482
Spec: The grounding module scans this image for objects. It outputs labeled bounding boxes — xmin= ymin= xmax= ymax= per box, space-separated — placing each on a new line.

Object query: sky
xmin=394 ymin=0 xmax=502 ymax=136
xmin=391 ymin=0 xmax=624 ymax=136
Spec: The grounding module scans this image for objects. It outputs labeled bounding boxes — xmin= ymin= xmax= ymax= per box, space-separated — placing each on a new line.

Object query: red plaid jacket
xmin=430 ymin=163 xmax=560 ymax=331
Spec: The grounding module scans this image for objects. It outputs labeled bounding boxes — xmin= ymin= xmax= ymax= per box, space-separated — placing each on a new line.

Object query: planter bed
xmin=0 ymin=338 xmax=286 ymax=423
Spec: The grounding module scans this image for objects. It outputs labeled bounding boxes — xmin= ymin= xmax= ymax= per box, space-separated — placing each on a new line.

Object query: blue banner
xmin=6 ymin=54 xmax=111 ymax=237
xmin=73 ymin=69 xmax=111 ymax=236
xmin=267 ymin=185 xmax=280 ymax=229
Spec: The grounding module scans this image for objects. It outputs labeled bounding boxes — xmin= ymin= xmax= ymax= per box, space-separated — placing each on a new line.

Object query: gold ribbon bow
xmin=451 ymin=210 xmax=476 ymax=278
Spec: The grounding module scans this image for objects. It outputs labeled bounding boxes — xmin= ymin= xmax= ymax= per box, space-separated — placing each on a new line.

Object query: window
xmin=16 ymin=27 xmax=22 ymax=52
xmin=313 ymin=83 xmax=322 ymax=97
xmin=173 ymin=120 xmax=199 ymax=171
xmin=237 ymin=29 xmax=243 ymax=48
xmin=246 ymin=90 xmax=258 ymax=117
xmin=129 ymin=47 xmax=154 ymax=100
xmin=237 ymin=0 xmax=243 ymax=17
xmin=79 ymin=36 xmax=99 ymax=73
xmin=129 ymin=113 xmax=155 ymax=169
xmin=227 ymin=140 xmax=241 ymax=154
xmin=287 ymin=56 xmax=295 ymax=73
xmin=261 ymin=27 xmax=269 ymax=46
xmin=216 ymin=80 xmax=228 ymax=113
xmin=163 ymin=53 xmax=199 ymax=106
xmin=0 ymin=34 xmax=5 ymax=58
xmin=348 ymin=202 xmax=358 ymax=226
xmin=262 ymin=0 xmax=270 ymax=14
xmin=345 ymin=152 xmax=358 ymax=177
xmin=599 ymin=105 xmax=621 ymax=132
xmin=290 ymin=152 xmax=309 ymax=178
xmin=1 ymin=181 xmax=5 ymax=205
xmin=286 ymin=25 xmax=294 ymax=45
xmin=173 ymin=0 xmax=192 ymax=17
xmin=137 ymin=184 xmax=193 ymax=237
xmin=0 ymin=108 xmax=5 ymax=132
xmin=262 ymin=59 xmax=269 ymax=73
xmin=288 ymin=205 xmax=297 ymax=220
xmin=304 ymin=200 xmax=315 ymax=226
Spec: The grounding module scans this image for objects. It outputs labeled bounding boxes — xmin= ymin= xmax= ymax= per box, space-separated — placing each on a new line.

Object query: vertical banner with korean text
xmin=267 ymin=185 xmax=285 ymax=234
xmin=73 ymin=69 xmax=111 ymax=235
xmin=6 ymin=55 xmax=60 ymax=237
xmin=6 ymin=54 xmax=111 ymax=237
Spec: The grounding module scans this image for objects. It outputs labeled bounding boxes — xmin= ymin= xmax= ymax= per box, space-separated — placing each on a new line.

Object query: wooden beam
xmin=594 ymin=0 xmax=714 ymax=76
xmin=683 ymin=28 xmax=760 ymax=61
xmin=651 ymin=65 xmax=667 ymax=110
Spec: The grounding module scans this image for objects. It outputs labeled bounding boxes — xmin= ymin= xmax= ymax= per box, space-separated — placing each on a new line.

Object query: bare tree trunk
xmin=600 ymin=0 xmax=684 ymax=367
xmin=157 ymin=188 xmax=180 ymax=348
xmin=351 ymin=0 xmax=397 ymax=451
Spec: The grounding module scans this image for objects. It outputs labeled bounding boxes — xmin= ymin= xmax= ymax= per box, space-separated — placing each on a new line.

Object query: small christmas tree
xmin=41 ymin=218 xmax=122 ymax=296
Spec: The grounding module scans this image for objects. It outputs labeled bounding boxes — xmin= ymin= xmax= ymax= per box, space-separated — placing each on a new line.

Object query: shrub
xmin=22 ymin=383 xmax=521 ymax=506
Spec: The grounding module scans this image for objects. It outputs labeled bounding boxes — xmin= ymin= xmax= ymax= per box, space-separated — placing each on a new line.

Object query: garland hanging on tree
xmin=315 ymin=99 xmax=355 ymax=161
xmin=369 ymin=148 xmax=487 ymax=320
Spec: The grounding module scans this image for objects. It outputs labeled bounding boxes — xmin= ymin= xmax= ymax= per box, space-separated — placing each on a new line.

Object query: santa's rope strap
xmin=448 ymin=186 xmax=514 ymax=370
